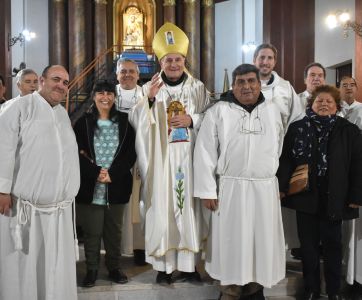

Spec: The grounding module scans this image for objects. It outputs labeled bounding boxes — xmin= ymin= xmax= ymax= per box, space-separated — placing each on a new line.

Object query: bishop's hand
xmin=170 ymin=114 xmax=192 ymax=128
xmin=148 ymin=72 xmax=164 ymax=100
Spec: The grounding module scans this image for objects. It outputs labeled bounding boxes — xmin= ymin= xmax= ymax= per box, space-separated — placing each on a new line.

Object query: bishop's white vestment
xmin=129 ymin=75 xmax=209 ymax=273
xmin=194 ymin=98 xmax=286 ymax=287
xmin=340 ymin=100 xmax=362 ymax=284
xmin=0 ymin=92 xmax=80 ymax=300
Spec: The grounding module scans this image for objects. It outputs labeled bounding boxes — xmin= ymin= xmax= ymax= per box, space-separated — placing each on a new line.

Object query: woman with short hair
xmin=277 ymin=85 xmax=362 ymax=300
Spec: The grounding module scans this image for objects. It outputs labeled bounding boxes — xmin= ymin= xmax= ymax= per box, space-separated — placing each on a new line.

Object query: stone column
xmin=183 ymin=0 xmax=200 ymax=79
xmin=94 ymin=0 xmax=108 ymax=72
xmin=68 ymin=0 xmax=86 ymax=81
xmin=201 ymin=0 xmax=215 ymax=92
xmin=50 ymin=0 xmax=67 ymax=67
xmin=163 ymin=0 xmax=176 ymax=24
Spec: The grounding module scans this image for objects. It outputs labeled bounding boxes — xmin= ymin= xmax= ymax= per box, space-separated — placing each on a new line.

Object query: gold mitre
xmin=152 ymin=22 xmax=189 ymax=60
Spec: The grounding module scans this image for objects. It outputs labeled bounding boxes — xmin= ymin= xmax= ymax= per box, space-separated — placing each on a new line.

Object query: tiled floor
xmin=76 ymin=245 xmax=304 ymax=300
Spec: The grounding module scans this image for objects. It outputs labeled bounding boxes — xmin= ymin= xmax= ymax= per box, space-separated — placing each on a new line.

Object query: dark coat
xmin=277 ymin=116 xmax=362 ymax=220
xmin=73 ymin=111 xmax=136 ymax=205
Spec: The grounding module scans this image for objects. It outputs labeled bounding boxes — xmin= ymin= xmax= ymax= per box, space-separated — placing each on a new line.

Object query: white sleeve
xmin=0 ymin=100 xmax=21 ymax=193
xmin=193 ymin=108 xmax=219 ymax=199
xmin=287 ymin=84 xmax=305 ymax=128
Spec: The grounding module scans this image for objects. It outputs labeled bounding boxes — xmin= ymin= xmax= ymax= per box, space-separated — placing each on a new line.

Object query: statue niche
xmin=123 ymin=6 xmax=144 ymax=49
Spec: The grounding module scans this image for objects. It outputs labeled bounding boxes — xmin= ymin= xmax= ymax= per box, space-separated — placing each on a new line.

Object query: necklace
xmin=117 ymin=86 xmax=138 ymax=112
xmin=164 ymin=75 xmax=187 ymax=104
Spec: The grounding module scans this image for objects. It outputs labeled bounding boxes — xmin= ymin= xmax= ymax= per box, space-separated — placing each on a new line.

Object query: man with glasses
xmin=339 ymin=76 xmax=362 ymax=117
xmin=0 ymin=65 xmax=80 ymax=300
xmin=115 ymin=58 xmax=142 ymax=113
xmin=194 ymin=64 xmax=285 ymax=300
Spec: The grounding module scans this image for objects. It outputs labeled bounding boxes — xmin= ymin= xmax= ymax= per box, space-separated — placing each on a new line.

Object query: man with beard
xmin=299 ymin=63 xmax=326 ymax=108
xmin=0 ymin=65 xmax=80 ymax=300
xmin=253 ymin=43 xmax=303 ymax=132
xmin=129 ymin=22 xmax=209 ymax=284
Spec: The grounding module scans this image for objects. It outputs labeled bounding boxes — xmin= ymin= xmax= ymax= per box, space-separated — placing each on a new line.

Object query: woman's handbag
xmin=287 ymin=164 xmax=309 ymax=195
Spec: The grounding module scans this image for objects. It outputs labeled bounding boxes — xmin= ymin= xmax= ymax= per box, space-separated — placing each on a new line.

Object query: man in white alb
xmin=253 ymin=43 xmax=303 ymax=131
xmin=0 ymin=65 xmax=80 ymax=300
xmin=115 ymin=58 xmax=143 ymax=113
xmin=194 ymin=64 xmax=285 ymax=300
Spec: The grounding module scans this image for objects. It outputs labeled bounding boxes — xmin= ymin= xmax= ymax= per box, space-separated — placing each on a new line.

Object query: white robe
xmin=194 ymin=100 xmax=286 ymax=287
xmin=0 ymin=92 xmax=80 ymax=300
xmin=115 ymin=84 xmax=143 ymax=113
xmin=340 ymin=100 xmax=362 ymax=284
xmin=129 ymin=75 xmax=209 ymax=273
xmin=298 ymin=90 xmax=310 ymax=109
xmin=262 ymin=71 xmax=304 ymax=250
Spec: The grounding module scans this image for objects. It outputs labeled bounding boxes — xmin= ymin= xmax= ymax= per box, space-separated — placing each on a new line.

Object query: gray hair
xmin=116 ymin=58 xmax=139 ymax=74
xmin=16 ymin=68 xmax=38 ymax=84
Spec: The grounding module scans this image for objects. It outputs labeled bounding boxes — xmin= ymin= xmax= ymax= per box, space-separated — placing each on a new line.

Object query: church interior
xmin=0 ymin=0 xmax=362 ymax=299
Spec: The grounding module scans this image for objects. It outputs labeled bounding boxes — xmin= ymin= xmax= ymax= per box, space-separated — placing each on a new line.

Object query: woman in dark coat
xmin=277 ymin=85 xmax=362 ymax=300
xmin=74 ymin=80 xmax=136 ymax=287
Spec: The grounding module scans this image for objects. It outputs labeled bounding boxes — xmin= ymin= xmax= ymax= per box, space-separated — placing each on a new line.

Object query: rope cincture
xmin=13 ymin=197 xmax=79 ymax=261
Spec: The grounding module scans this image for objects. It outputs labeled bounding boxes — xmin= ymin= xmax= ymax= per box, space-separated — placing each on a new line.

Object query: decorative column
xmin=163 ymin=0 xmax=176 ymax=24
xmin=94 ymin=0 xmax=108 ymax=72
xmin=183 ymin=0 xmax=200 ymax=79
xmin=201 ymin=0 xmax=215 ymax=92
xmin=68 ymin=0 xmax=86 ymax=81
xmin=50 ymin=0 xmax=67 ymax=67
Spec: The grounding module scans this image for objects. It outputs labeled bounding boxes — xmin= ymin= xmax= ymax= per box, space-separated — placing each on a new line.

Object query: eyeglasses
xmin=119 ymin=69 xmax=138 ymax=75
xmin=239 ymin=109 xmax=263 ymax=134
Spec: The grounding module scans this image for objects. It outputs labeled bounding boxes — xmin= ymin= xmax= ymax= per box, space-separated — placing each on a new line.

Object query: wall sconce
xmin=326 ymin=11 xmax=362 ymax=38
xmin=242 ymin=42 xmax=257 ymax=53
xmin=8 ymin=30 xmax=36 ymax=49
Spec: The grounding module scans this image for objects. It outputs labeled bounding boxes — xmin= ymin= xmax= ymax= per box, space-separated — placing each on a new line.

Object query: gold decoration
xmin=152 ymin=22 xmax=189 ymax=59
xmin=163 ymin=0 xmax=176 ymax=6
xmin=123 ymin=6 xmax=144 ymax=49
xmin=184 ymin=0 xmax=196 ymax=3
xmin=202 ymin=0 xmax=214 ymax=7
xmin=94 ymin=0 xmax=107 ymax=4
xmin=223 ymin=69 xmax=230 ymax=93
